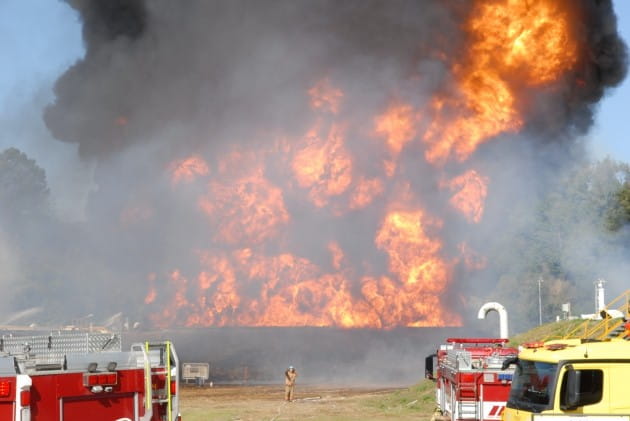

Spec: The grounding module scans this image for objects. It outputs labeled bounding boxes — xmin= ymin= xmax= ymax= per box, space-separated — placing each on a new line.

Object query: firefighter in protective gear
xmin=284 ymin=366 xmax=297 ymax=402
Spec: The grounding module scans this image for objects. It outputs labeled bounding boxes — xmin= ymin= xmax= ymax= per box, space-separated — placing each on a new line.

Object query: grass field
xmin=179 ymin=380 xmax=437 ymax=420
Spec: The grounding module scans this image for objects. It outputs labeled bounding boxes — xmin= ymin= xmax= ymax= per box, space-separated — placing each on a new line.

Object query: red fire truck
xmin=0 ymin=332 xmax=181 ymax=421
xmin=426 ymin=338 xmax=518 ymax=421
xmin=0 ymin=356 xmax=31 ymax=421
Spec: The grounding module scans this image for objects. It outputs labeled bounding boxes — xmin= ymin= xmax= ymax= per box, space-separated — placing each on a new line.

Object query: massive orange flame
xmin=470 ymin=0 xmax=577 ymax=86
xmin=291 ymin=124 xmax=353 ymax=208
xmin=423 ymin=0 xmax=577 ymax=164
xmin=443 ymin=170 xmax=489 ymax=223
xmin=198 ymin=151 xmax=289 ymax=245
xmin=375 ymin=103 xmax=418 ymax=177
xmin=375 ymin=209 xmax=445 ymax=289
xmin=145 ymin=0 xmax=579 ymax=329
xmin=374 ymin=103 xmax=417 ymax=156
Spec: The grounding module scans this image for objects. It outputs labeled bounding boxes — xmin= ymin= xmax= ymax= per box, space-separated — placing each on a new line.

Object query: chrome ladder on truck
xmin=457 ymin=380 xmax=479 ymax=420
xmin=145 ymin=341 xmax=180 ymax=421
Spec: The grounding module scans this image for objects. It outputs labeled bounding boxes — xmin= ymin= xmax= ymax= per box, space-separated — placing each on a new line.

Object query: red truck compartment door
xmin=0 ymin=402 xmax=14 ymax=420
xmin=62 ymin=394 xmax=136 ymax=421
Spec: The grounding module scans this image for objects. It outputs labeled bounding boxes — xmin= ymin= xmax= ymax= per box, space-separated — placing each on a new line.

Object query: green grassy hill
xmin=508 ymin=319 xmax=585 ymax=346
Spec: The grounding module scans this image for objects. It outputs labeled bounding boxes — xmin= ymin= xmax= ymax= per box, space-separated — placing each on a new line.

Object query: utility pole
xmin=538 ymin=278 xmax=544 ymax=325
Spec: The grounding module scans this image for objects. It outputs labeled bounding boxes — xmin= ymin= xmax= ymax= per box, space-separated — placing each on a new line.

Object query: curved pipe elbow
xmin=478 ymin=302 xmax=509 ymax=339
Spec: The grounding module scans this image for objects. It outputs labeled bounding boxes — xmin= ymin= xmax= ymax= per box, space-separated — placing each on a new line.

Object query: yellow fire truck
xmin=503 ymin=290 xmax=630 ymax=421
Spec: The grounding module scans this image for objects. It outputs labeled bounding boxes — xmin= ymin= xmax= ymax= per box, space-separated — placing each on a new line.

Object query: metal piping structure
xmin=596 ymin=279 xmax=606 ymax=315
xmin=478 ymin=302 xmax=509 ymax=339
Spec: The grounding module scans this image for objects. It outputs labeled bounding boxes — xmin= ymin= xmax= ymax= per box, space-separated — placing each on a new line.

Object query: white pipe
xmin=478 ymin=302 xmax=509 ymax=339
xmin=596 ymin=279 xmax=605 ymax=315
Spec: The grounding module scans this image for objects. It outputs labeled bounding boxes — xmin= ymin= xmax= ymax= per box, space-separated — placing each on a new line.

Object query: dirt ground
xmin=180 ymin=383 xmax=437 ymax=420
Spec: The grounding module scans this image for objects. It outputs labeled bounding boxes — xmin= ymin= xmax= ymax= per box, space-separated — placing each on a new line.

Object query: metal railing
xmin=0 ymin=332 xmax=122 ymax=361
xmin=558 ymin=289 xmax=629 ymax=341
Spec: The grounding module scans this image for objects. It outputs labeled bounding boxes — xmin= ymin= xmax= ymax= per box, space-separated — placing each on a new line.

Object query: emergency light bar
xmin=447 ymin=338 xmax=509 ymax=344
xmin=522 ymin=341 xmax=544 ymax=349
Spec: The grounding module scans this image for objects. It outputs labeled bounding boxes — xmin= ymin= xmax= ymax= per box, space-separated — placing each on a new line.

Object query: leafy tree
xmin=607 ymin=182 xmax=630 ymax=231
xmin=487 ymin=158 xmax=630 ymax=332
xmin=0 ymin=148 xmax=56 ymax=320
xmin=0 ymin=148 xmax=49 ymax=225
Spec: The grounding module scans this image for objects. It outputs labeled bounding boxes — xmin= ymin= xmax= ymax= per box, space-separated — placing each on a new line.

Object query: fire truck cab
xmin=503 ymin=338 xmax=630 ymax=421
xmin=504 ymin=289 xmax=630 ymax=421
xmin=427 ymin=338 xmax=518 ymax=421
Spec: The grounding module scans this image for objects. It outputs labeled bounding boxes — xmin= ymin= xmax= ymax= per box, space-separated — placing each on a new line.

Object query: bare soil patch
xmin=180 ymin=383 xmax=436 ymax=420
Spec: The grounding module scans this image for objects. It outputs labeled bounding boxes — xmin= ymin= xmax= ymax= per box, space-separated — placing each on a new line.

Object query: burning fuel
xmin=44 ymin=0 xmax=627 ymax=329
xmin=443 ymin=171 xmax=489 ymax=224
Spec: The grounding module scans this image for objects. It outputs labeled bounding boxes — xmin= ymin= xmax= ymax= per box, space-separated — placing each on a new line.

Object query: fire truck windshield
xmin=506 ymin=359 xmax=557 ymax=413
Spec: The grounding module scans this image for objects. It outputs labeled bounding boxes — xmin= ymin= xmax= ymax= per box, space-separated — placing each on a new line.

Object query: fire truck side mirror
xmin=562 ymin=366 xmax=581 ymax=410
xmin=425 ymin=354 xmax=436 ymax=381
xmin=501 ymin=357 xmax=518 ymax=370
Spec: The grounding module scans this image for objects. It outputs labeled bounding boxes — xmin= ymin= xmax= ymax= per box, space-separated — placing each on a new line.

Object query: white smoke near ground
xmin=126 ymin=326 xmax=484 ymax=385
xmin=2 ymin=307 xmax=44 ymax=326
xmin=0 ymin=228 xmax=19 ymax=314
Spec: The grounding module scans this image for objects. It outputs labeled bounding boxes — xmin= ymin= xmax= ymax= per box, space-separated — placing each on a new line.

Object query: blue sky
xmin=0 ymin=1 xmax=82 ymax=110
xmin=0 ymin=0 xmax=629 ymax=165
